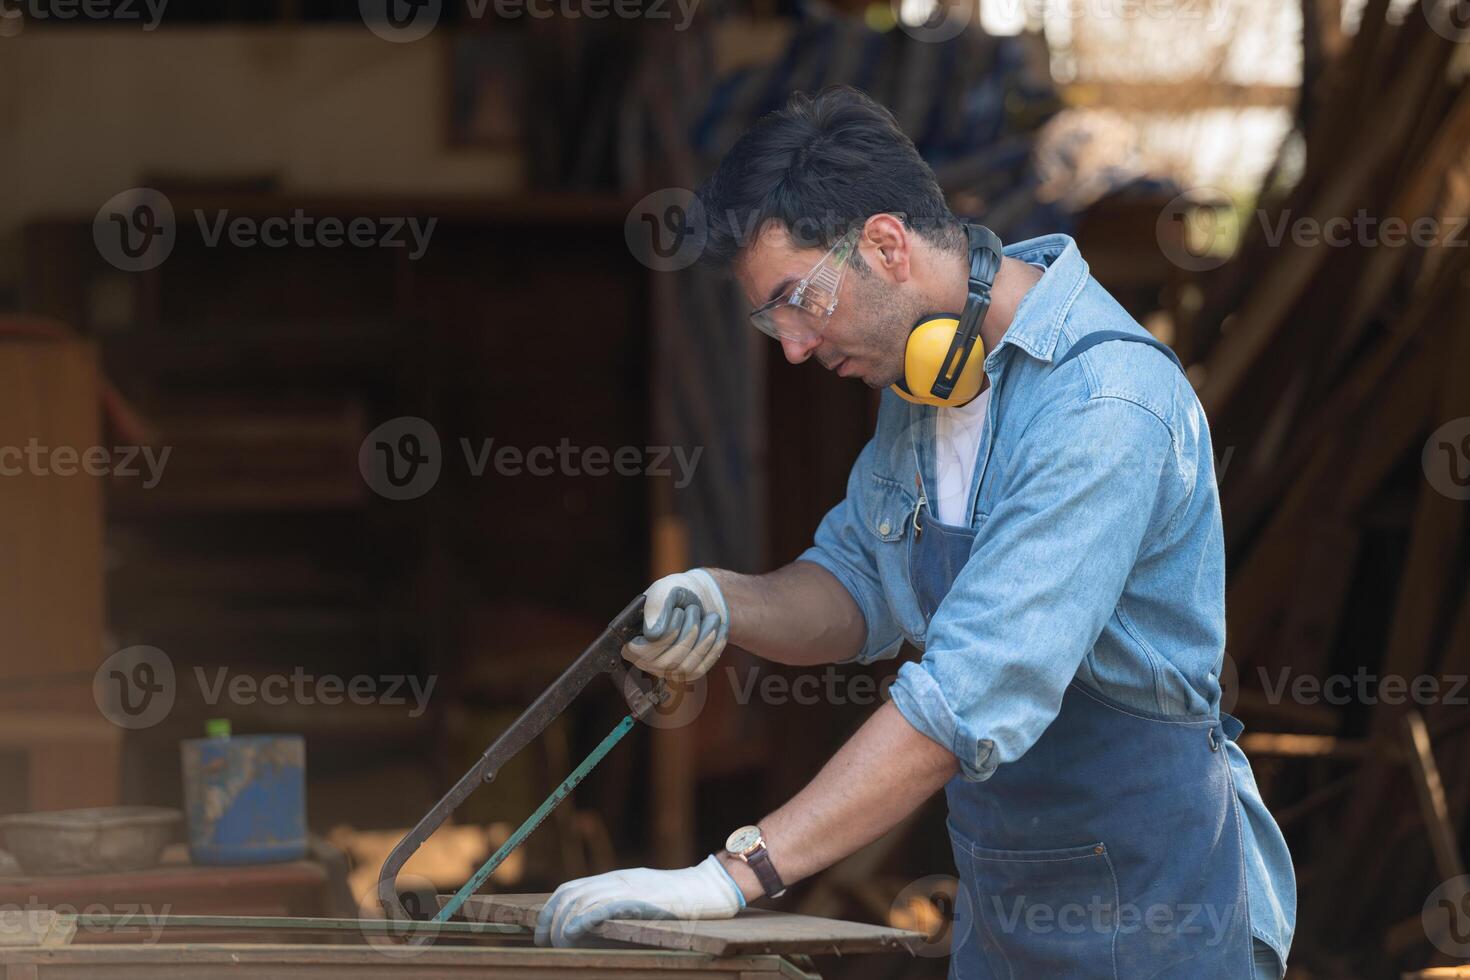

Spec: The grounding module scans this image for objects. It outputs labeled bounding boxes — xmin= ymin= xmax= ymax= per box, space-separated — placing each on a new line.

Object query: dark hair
xmin=695 ymin=86 xmax=965 ymax=267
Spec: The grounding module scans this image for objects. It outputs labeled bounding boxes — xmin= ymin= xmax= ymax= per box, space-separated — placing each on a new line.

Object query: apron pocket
xmin=949 ymin=820 xmax=1120 ymax=980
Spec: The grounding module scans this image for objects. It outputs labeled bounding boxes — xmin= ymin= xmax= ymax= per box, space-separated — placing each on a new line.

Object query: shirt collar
xmin=983 ymin=233 xmax=1089 ymax=368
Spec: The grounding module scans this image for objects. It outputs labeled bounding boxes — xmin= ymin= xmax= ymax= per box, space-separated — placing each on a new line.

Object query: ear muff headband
xmin=892 ymin=224 xmax=1003 ymax=408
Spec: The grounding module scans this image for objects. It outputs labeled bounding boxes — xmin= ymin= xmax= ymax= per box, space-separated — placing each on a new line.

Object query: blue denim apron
xmin=910 ymin=331 xmax=1253 ymax=979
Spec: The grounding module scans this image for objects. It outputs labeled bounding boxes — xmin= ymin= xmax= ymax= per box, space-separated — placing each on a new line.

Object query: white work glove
xmin=535 ymin=855 xmax=745 ymax=947
xmin=623 ymin=569 xmax=730 ymax=681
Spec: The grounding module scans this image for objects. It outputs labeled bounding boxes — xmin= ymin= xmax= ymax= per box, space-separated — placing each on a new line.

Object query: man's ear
xmin=861 ymin=213 xmax=911 ymax=282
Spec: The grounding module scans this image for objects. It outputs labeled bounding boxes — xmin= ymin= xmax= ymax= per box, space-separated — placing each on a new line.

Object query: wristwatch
xmin=725 ymin=825 xmax=786 ymax=899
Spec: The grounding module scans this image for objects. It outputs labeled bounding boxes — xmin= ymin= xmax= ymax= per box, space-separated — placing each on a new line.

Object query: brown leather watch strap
xmin=744 ymin=844 xmax=786 ymax=899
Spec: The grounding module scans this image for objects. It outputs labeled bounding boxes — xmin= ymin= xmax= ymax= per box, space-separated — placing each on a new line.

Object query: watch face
xmin=726 ymin=825 xmax=761 ymax=855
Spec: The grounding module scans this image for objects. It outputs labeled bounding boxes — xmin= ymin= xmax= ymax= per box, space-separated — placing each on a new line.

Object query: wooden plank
xmin=1236 ymin=733 xmax=1374 ymax=760
xmin=1321 ymin=86 xmax=1470 ymax=379
xmin=1218 ymin=247 xmax=1464 ymax=548
xmin=452 ymin=894 xmax=923 ymax=957
xmin=0 ymin=339 xmax=104 ymax=690
xmin=1328 ymin=303 xmax=1470 ymax=934
xmin=1403 ymin=711 xmax=1465 ymax=884
xmin=1430 ymin=581 xmax=1470 ymax=822
xmin=0 ymin=912 xmax=74 ymax=948
xmin=0 ymin=944 xmax=820 ymax=979
xmin=1195 ymin=24 xmax=1449 ymax=416
xmin=0 ymin=338 xmax=113 ymax=812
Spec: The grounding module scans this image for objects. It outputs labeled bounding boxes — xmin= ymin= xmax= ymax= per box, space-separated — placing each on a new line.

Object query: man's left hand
xmin=534 ymin=855 xmax=745 ymax=947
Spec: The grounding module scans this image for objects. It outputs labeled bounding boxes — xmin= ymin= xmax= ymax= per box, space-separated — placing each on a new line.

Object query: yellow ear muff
xmin=891 ymin=315 xmax=987 ymax=408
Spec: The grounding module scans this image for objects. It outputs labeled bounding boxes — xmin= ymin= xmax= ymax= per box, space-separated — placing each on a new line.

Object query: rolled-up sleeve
xmin=797 ymin=441 xmax=906 ymax=665
xmin=888 ymin=394 xmax=1178 ymax=780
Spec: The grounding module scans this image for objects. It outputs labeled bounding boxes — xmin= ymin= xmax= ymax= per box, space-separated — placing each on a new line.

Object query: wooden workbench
xmin=0 ymin=943 xmax=821 ymax=979
xmin=0 ymin=900 xmax=923 ymax=978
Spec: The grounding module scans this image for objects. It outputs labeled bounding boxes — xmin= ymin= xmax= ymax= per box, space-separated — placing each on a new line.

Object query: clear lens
xmin=748 ymin=230 xmax=857 ymax=344
xmin=750 ymin=294 xmax=818 ymax=342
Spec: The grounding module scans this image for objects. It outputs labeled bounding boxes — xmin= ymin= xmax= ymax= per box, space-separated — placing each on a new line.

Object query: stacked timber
xmin=1178 ymin=1 xmax=1470 ymax=974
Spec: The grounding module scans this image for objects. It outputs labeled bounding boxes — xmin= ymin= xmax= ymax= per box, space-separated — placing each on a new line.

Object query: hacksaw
xmin=376 ymin=594 xmax=667 ymax=926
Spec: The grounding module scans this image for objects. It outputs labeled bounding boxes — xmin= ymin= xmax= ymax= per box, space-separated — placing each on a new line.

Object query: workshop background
xmin=1 ymin=0 xmax=1468 ymax=976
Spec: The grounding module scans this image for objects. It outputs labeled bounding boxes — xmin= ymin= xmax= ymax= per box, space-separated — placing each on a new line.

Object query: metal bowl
xmin=0 ymin=806 xmax=181 ymax=875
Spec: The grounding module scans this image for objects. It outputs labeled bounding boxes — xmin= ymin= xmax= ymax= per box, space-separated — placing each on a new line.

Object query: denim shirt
xmin=798 ymin=234 xmax=1296 ymax=964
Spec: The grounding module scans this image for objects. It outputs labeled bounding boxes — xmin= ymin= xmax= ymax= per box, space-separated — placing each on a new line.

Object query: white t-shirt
xmin=932 ymin=385 xmax=992 ymax=526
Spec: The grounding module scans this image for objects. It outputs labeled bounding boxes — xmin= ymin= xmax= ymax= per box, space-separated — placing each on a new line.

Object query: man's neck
xmin=933 ymin=250 xmax=1043 ymax=358
xmin=983 ymin=257 xmax=1043 ymax=353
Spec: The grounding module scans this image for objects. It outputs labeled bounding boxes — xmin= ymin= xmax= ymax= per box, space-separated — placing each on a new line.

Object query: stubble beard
xmin=848 ymin=272 xmax=923 ymax=389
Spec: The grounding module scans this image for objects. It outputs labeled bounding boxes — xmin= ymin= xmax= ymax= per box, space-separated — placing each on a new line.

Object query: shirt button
xmin=878 ymin=519 xmax=892 ymax=535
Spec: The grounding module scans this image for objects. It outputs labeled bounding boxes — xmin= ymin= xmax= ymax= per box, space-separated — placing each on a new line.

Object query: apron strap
xmin=1053 ymin=329 xmax=1185 ymax=373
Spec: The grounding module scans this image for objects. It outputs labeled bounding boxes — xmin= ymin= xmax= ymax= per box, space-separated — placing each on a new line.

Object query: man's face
xmin=736 ymin=223 xmax=922 ymax=389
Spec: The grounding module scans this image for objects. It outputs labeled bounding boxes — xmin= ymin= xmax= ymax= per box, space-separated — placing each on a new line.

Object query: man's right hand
xmin=622 ymin=569 xmax=730 ymax=682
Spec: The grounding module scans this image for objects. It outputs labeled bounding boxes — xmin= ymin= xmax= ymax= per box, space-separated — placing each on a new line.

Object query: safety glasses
xmin=748 ymin=228 xmax=860 ymax=343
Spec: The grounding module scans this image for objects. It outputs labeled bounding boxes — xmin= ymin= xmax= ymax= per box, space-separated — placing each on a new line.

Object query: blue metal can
xmin=180 ymin=733 xmax=307 ymax=864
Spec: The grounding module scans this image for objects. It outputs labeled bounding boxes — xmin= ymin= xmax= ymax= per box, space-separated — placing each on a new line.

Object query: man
xmin=536 ymin=87 xmax=1295 ymax=979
